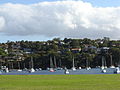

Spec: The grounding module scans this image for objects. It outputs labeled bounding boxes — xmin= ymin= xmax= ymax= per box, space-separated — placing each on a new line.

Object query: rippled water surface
xmin=0 ymin=68 xmax=118 ymax=75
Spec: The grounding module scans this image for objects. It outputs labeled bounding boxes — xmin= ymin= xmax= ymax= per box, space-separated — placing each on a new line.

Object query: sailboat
xmin=49 ymin=56 xmax=54 ymax=72
xmin=114 ymin=67 xmax=120 ymax=74
xmin=72 ymin=56 xmax=76 ymax=71
xmin=101 ymin=56 xmax=106 ymax=73
xmin=5 ymin=67 xmax=9 ymax=73
xmin=114 ymin=60 xmax=120 ymax=74
xmin=102 ymin=69 xmax=107 ymax=73
xmin=1 ymin=66 xmax=9 ymax=73
xmin=86 ymin=60 xmax=91 ymax=70
xmin=110 ymin=55 xmax=115 ymax=68
xmin=29 ymin=57 xmax=35 ymax=73
xmin=23 ymin=63 xmax=27 ymax=71
xmin=2 ymin=66 xmax=9 ymax=73
xmin=57 ymin=59 xmax=63 ymax=70
xmin=54 ymin=56 xmax=57 ymax=70
xmin=79 ymin=67 xmax=81 ymax=69
xmin=64 ymin=69 xmax=69 ymax=74
xmin=64 ymin=66 xmax=69 ymax=74
xmin=101 ymin=56 xmax=106 ymax=69
xmin=17 ymin=61 xmax=22 ymax=72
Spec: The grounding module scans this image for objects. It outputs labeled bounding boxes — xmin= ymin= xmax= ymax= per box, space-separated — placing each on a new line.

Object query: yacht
xmin=72 ymin=67 xmax=76 ymax=71
xmin=49 ymin=56 xmax=55 ymax=72
xmin=64 ymin=69 xmax=69 ymax=74
xmin=5 ymin=68 xmax=9 ymax=73
xmin=29 ymin=68 xmax=35 ymax=73
xmin=110 ymin=54 xmax=115 ymax=68
xmin=86 ymin=59 xmax=91 ymax=70
xmin=101 ymin=56 xmax=107 ymax=69
xmin=86 ymin=67 xmax=91 ymax=70
xmin=49 ymin=68 xmax=54 ymax=72
xmin=114 ymin=67 xmax=120 ymax=74
xmin=17 ymin=69 xmax=22 ymax=72
xmin=102 ymin=69 xmax=106 ymax=73
xmin=39 ymin=68 xmax=42 ymax=71
xmin=29 ymin=57 xmax=35 ymax=73
xmin=79 ymin=67 xmax=81 ymax=70
xmin=72 ymin=56 xmax=76 ymax=71
xmin=101 ymin=66 xmax=105 ymax=70
xmin=110 ymin=66 xmax=115 ymax=68
xmin=2 ymin=66 xmax=9 ymax=73
xmin=17 ymin=61 xmax=22 ymax=72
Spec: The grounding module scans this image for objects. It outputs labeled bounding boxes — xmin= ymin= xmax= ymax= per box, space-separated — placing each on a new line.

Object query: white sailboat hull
xmin=72 ymin=67 xmax=76 ymax=71
xmin=5 ymin=68 xmax=9 ymax=73
xmin=114 ymin=67 xmax=120 ymax=74
xmin=102 ymin=69 xmax=106 ymax=73
xmin=110 ymin=66 xmax=115 ymax=68
xmin=18 ymin=69 xmax=22 ymax=72
xmin=64 ymin=70 xmax=69 ymax=74
xmin=29 ymin=68 xmax=35 ymax=73
xmin=49 ymin=68 xmax=54 ymax=72
xmin=79 ymin=67 xmax=81 ymax=69
xmin=86 ymin=67 xmax=91 ymax=70
xmin=101 ymin=66 xmax=105 ymax=70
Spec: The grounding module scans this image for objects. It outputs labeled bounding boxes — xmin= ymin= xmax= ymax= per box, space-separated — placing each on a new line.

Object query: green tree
xmin=0 ymin=48 xmax=7 ymax=56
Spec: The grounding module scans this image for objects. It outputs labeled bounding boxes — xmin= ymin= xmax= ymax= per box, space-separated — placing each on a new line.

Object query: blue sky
xmin=0 ymin=0 xmax=120 ymax=43
xmin=0 ymin=0 xmax=120 ymax=7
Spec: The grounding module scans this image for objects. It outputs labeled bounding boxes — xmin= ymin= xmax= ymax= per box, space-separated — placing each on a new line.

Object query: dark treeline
xmin=0 ymin=37 xmax=120 ymax=69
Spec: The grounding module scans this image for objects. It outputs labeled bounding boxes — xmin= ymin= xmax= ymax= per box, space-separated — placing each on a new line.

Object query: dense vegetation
xmin=0 ymin=37 xmax=120 ymax=69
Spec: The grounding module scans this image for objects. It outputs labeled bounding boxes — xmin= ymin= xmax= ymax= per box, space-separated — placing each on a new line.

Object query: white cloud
xmin=0 ymin=1 xmax=120 ymax=39
xmin=0 ymin=16 xmax=5 ymax=31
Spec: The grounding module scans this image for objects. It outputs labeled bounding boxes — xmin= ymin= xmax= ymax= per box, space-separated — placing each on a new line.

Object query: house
xmin=71 ymin=48 xmax=81 ymax=53
xmin=23 ymin=48 xmax=32 ymax=54
xmin=100 ymin=47 xmax=109 ymax=54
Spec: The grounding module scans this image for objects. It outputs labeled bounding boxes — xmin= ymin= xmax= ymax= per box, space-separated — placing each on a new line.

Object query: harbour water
xmin=0 ymin=68 xmax=118 ymax=75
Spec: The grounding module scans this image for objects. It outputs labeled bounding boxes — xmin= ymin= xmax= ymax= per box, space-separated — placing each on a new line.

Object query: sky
xmin=0 ymin=0 xmax=120 ymax=7
xmin=0 ymin=0 xmax=120 ymax=42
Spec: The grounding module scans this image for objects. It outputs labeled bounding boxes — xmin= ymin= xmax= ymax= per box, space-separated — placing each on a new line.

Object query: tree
xmin=70 ymin=39 xmax=80 ymax=48
xmin=0 ymin=48 xmax=7 ymax=56
xmin=110 ymin=48 xmax=120 ymax=66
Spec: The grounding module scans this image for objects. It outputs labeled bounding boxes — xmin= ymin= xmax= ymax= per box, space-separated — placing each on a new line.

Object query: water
xmin=0 ymin=68 xmax=118 ymax=75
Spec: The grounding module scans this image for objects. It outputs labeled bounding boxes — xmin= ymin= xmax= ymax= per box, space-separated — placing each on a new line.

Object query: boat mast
xmin=73 ymin=56 xmax=75 ymax=68
xmin=102 ymin=56 xmax=104 ymax=67
xmin=110 ymin=54 xmax=113 ymax=66
xmin=24 ymin=63 xmax=26 ymax=69
xmin=18 ymin=61 xmax=20 ymax=70
xmin=11 ymin=62 xmax=14 ymax=69
xmin=54 ymin=56 xmax=57 ymax=68
xmin=50 ymin=56 xmax=54 ymax=68
xmin=86 ymin=59 xmax=88 ymax=68
xmin=59 ymin=59 xmax=62 ymax=67
xmin=31 ymin=56 xmax=34 ymax=68
xmin=104 ymin=57 xmax=107 ymax=67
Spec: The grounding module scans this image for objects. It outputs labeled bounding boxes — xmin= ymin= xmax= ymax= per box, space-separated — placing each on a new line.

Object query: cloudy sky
xmin=0 ymin=0 xmax=120 ymax=42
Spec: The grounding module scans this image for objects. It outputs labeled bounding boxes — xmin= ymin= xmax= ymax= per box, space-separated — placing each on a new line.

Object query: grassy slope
xmin=0 ymin=74 xmax=120 ymax=90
